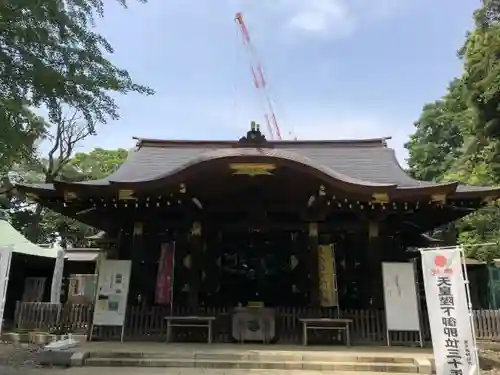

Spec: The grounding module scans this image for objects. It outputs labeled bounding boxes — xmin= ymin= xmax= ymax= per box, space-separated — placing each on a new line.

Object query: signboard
xmin=50 ymin=249 xmax=65 ymax=303
xmin=0 ymin=247 xmax=12 ymax=336
xmin=382 ymin=262 xmax=421 ymax=331
xmin=421 ymin=247 xmax=479 ymax=375
xmin=155 ymin=243 xmax=175 ymax=306
xmin=317 ymin=244 xmax=338 ymax=307
xmin=92 ymin=260 xmax=131 ymax=327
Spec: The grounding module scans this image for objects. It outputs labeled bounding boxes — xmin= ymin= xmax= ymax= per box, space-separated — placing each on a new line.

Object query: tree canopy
xmin=9 ymin=147 xmax=128 ymax=245
xmin=1 ymin=0 xmax=153 ymax=172
xmin=0 ymin=0 xmax=152 ymax=246
xmin=406 ymin=0 xmax=500 ymax=261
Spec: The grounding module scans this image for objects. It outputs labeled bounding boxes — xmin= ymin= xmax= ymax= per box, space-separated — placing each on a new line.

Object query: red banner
xmin=155 ymin=243 xmax=175 ymax=305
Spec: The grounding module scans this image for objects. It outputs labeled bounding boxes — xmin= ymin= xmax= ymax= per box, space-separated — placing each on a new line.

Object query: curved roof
xmin=0 ymin=219 xmax=58 ymax=258
xmin=16 ymin=136 xmax=500 ymax=199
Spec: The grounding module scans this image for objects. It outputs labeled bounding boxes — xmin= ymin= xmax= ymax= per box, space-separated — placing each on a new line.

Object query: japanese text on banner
xmin=421 ymin=248 xmax=478 ymax=375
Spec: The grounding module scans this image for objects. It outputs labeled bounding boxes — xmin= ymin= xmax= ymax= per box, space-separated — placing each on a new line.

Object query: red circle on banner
xmin=434 ymin=255 xmax=447 ymax=268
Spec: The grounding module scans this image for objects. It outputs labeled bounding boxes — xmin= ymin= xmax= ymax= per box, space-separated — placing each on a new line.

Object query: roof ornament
xmin=237 ymin=121 xmax=268 ymax=146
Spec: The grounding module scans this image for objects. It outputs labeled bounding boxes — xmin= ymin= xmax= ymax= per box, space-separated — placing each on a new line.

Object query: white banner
xmin=0 ymin=247 xmax=12 ymax=336
xmin=50 ymin=249 xmax=65 ymax=303
xmin=421 ymin=247 xmax=478 ymax=375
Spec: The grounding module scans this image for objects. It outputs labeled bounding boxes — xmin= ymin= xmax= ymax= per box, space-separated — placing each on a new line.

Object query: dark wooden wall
xmin=115 ymin=218 xmax=409 ymax=310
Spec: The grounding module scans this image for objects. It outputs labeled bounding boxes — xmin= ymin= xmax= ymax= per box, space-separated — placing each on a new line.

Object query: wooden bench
xmin=299 ymin=318 xmax=352 ymax=346
xmin=164 ymin=316 xmax=216 ymax=344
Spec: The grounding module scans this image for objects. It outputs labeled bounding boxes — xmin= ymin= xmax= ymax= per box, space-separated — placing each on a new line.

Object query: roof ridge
xmin=134 ymin=137 xmax=391 ymax=148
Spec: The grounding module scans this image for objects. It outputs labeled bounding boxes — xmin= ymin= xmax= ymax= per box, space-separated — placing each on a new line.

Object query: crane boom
xmin=235 ymin=12 xmax=282 ymax=140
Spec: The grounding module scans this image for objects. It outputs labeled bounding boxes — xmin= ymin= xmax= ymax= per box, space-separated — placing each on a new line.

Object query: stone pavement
xmin=61 ymin=342 xmax=433 ymax=373
xmin=29 ymin=368 xmax=418 ymax=375
xmin=76 ymin=341 xmax=434 ymax=357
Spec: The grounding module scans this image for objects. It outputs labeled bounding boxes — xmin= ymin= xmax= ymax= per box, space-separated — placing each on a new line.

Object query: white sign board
xmin=50 ymin=249 xmax=65 ymax=303
xmin=0 ymin=247 xmax=12 ymax=336
xmin=421 ymin=248 xmax=479 ymax=375
xmin=382 ymin=262 xmax=421 ymax=331
xmin=92 ymin=260 xmax=131 ymax=327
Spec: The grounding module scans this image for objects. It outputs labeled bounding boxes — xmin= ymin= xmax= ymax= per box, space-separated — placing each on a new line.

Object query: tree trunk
xmin=25 ymin=203 xmax=43 ymax=243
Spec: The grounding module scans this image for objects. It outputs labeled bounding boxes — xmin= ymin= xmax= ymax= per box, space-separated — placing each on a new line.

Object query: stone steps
xmin=82 ymin=355 xmax=423 ymax=373
xmin=86 ymin=351 xmax=415 ymax=363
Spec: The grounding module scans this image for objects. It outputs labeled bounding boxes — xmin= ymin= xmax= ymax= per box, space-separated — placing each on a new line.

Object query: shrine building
xmin=15 ymin=123 xmax=500 ymax=331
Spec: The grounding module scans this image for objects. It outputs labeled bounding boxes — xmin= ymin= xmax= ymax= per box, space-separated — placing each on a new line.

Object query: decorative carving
xmin=183 ymin=254 xmax=192 ymax=269
xmin=229 ymin=163 xmax=276 ymax=176
xmin=431 ymin=193 xmax=447 ymax=204
xmin=318 ymin=185 xmax=326 ymax=196
xmin=308 ymin=222 xmax=318 ymax=237
xmin=372 ymin=193 xmax=389 ymax=203
xmin=368 ymin=221 xmax=379 ymax=238
xmin=192 ymin=197 xmax=203 ymax=209
xmin=119 ymin=189 xmax=136 ymax=200
xmin=307 ymin=195 xmax=315 ymax=207
xmin=191 ymin=221 xmax=202 ymax=236
xmin=237 ymin=121 xmax=268 ymax=146
xmin=63 ymin=191 xmax=77 ymax=201
xmin=133 ymin=222 xmax=143 ymax=236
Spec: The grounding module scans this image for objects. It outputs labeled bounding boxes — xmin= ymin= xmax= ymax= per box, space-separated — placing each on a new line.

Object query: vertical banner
xmin=50 ymin=248 xmax=65 ymax=304
xmin=317 ymin=244 xmax=338 ymax=307
xmin=0 ymin=247 xmax=12 ymax=336
xmin=421 ymin=248 xmax=478 ymax=375
xmin=155 ymin=243 xmax=175 ymax=306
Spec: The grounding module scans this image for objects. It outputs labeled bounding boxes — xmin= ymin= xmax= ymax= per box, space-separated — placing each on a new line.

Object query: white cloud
xmin=284 ymin=0 xmax=354 ymax=36
xmin=233 ymin=0 xmax=411 ymax=38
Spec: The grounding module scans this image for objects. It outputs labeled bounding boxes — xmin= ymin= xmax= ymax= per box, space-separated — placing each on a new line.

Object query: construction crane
xmin=235 ymin=12 xmax=282 ymax=140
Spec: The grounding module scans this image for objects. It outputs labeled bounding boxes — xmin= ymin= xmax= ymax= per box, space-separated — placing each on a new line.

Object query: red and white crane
xmin=235 ymin=12 xmax=282 ymax=140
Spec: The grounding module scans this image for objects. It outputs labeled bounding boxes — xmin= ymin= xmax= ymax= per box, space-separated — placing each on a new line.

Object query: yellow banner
xmin=318 ymin=244 xmax=338 ymax=307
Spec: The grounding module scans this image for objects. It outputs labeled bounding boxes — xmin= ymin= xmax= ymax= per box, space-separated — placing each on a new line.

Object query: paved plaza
xmin=29 ymin=368 xmax=416 ymax=375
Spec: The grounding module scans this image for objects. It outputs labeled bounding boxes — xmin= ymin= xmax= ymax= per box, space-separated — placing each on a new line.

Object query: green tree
xmin=405 ymin=79 xmax=470 ymax=181
xmin=64 ymin=148 xmax=129 ymax=182
xmin=0 ymin=0 xmax=154 ymax=175
xmin=10 ymin=147 xmax=128 ymax=245
xmin=442 ymin=161 xmax=500 ymax=261
xmin=475 ymin=0 xmax=500 ymax=27
xmin=459 ymin=0 xmax=500 ymax=177
xmin=406 ymin=0 xmax=500 ymax=260
xmin=0 ymin=106 xmax=48 ymax=175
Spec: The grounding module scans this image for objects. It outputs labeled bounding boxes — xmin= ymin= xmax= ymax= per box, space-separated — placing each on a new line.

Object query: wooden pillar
xmin=188 ymin=221 xmax=202 ymax=310
xmin=368 ymin=221 xmax=384 ymax=308
xmin=308 ymin=222 xmax=319 ymax=306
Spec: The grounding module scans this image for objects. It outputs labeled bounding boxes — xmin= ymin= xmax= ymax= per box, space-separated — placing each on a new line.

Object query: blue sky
xmin=71 ymin=0 xmax=478 ymax=166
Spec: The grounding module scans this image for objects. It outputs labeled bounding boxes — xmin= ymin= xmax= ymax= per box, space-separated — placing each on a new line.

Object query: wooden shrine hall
xmin=15 ymin=122 xmax=500 ymax=344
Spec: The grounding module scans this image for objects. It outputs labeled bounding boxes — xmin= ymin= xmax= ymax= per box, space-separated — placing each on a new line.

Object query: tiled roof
xmin=77 ymin=139 xmax=434 ymax=187
xmin=16 ymin=137 xmax=500 ymax=196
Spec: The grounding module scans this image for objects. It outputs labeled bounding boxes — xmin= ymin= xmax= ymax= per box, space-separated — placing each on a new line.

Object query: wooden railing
xmin=13 ymin=301 xmax=500 ymax=344
xmin=14 ymin=301 xmax=91 ymax=334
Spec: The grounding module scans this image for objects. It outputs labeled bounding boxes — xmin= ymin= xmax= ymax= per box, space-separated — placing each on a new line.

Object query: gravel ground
xmin=480 ymin=348 xmax=500 ymax=374
xmin=0 ymin=342 xmax=44 ymax=374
